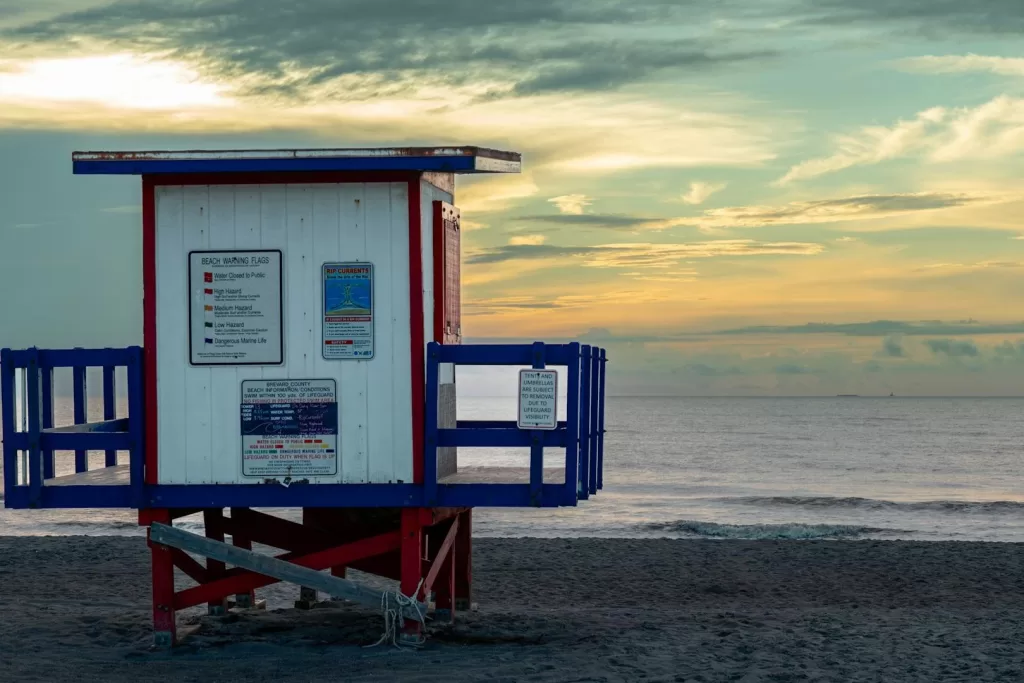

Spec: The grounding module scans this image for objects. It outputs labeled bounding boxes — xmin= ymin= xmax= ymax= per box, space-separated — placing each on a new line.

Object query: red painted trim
xmin=142 ymin=176 xmax=158 ymax=486
xmin=408 ymin=177 xmax=425 ymax=484
xmin=147 ymin=170 xmax=415 ymax=187
xmin=173 ymin=530 xmax=402 ymax=610
xmin=400 ymin=508 xmax=425 ymax=635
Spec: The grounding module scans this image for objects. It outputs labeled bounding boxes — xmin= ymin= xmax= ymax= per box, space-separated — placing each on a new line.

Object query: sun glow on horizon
xmin=0 ymin=53 xmax=232 ymax=110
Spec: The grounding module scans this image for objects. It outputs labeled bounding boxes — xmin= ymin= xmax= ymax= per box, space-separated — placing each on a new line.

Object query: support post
xmin=26 ymin=349 xmax=42 ymax=506
xmin=400 ymin=508 xmax=425 ymax=642
xmin=0 ymin=349 xmax=16 ymax=497
xmin=453 ymin=508 xmax=472 ymax=612
xmin=578 ymin=345 xmax=591 ymax=501
xmin=430 ymin=518 xmax=456 ymax=623
xmin=589 ymin=347 xmax=600 ymax=496
xmin=103 ymin=365 xmax=117 ymax=466
xmin=40 ymin=365 xmax=54 ymax=479
xmin=564 ymin=342 xmax=581 ymax=505
xmin=296 ymin=508 xmax=319 ymax=609
xmin=203 ymin=508 xmax=228 ymax=615
xmin=598 ymin=348 xmax=607 ymax=490
xmin=148 ymin=510 xmax=177 ymax=648
xmin=529 ymin=341 xmax=545 ymax=506
xmin=229 ymin=507 xmax=257 ymax=609
xmin=424 ymin=343 xmax=440 ymax=505
xmin=72 ymin=365 xmax=87 ymax=473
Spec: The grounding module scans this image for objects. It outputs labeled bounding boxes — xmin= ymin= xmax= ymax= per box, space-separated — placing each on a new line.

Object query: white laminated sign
xmin=240 ymin=379 xmax=338 ymax=477
xmin=322 ymin=262 xmax=374 ymax=359
xmin=517 ymin=369 xmax=558 ymax=430
xmin=188 ymin=250 xmax=283 ymax=365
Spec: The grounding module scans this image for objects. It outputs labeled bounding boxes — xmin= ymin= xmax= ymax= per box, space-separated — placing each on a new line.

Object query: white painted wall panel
xmin=155 ymin=182 xmax=413 ymax=485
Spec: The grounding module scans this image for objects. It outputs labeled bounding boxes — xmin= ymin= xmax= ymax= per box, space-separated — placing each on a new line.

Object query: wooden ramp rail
xmin=149 ymin=522 xmax=427 ymax=622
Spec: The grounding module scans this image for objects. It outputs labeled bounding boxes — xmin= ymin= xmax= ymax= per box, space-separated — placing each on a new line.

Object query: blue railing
xmin=2 ymin=343 xmax=605 ymax=510
xmin=424 ymin=341 xmax=607 ymax=507
xmin=1 ymin=347 xmax=145 ymax=508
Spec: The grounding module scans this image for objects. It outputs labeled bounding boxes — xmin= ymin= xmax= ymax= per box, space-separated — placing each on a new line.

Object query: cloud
xmin=896 ymin=54 xmax=1024 ymax=77
xmin=879 ymin=336 xmax=906 ymax=358
xmin=515 ymin=213 xmax=666 ymax=230
xmin=508 ymin=234 xmax=547 ymax=246
xmin=777 ymin=96 xmax=1024 ymax=184
xmin=466 ymin=239 xmax=824 ymax=267
xmin=1 ymin=0 xmax=776 ymax=99
xmin=548 ymin=194 xmax=591 ymax=215
xmin=925 ymin=339 xmax=980 ymax=357
xmin=717 ymin=320 xmax=1024 ymax=337
xmin=678 ymin=192 xmax=996 ymax=229
xmin=774 ymin=363 xmax=813 ymax=375
xmin=682 ymin=181 xmax=726 ymax=205
xmin=799 ymin=1 xmax=1024 ymax=36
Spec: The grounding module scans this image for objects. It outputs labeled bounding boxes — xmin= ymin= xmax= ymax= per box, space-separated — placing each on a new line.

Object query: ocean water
xmin=3 ymin=396 xmax=1024 ymax=541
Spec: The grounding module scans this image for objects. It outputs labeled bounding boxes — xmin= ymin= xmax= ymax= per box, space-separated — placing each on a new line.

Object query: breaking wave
xmin=721 ymin=496 xmax=1024 ymax=514
xmin=639 ymin=520 xmax=891 ymax=540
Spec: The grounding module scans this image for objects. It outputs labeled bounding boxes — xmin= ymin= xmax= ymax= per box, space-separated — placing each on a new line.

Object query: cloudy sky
xmin=2 ymin=0 xmax=1024 ymax=395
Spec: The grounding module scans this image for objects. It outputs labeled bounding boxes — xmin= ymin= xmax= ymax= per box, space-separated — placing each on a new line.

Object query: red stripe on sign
xmin=204 ymin=272 xmax=213 ymax=283
xmin=275 ymin=444 xmax=283 ymax=449
xmin=204 ymin=288 xmax=213 ymax=295
xmin=304 ymin=440 xmax=312 ymax=443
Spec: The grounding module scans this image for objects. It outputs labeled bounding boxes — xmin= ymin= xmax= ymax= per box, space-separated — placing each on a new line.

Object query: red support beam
xmin=422 ymin=517 xmax=459 ymax=600
xmin=170 ymin=548 xmax=208 ymax=584
xmin=147 ymin=509 xmax=176 ymax=647
xmin=454 ymin=508 xmax=473 ymax=611
xmin=228 ymin=508 xmax=257 ymax=608
xmin=204 ymin=509 xmax=228 ymax=614
xmin=400 ymin=508 xmax=425 ymax=640
xmin=226 ymin=507 xmax=333 ymax=553
xmin=173 ymin=530 xmax=402 ymax=610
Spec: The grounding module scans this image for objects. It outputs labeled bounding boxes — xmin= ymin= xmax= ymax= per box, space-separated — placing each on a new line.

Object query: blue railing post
xmin=73 ymin=363 xmax=88 ymax=473
xmin=103 ymin=365 xmax=117 ymax=466
xmin=1 ymin=349 xmax=17 ymax=497
xmin=40 ymin=364 xmax=55 ymax=479
xmin=126 ymin=346 xmax=145 ymax=507
xmin=578 ymin=345 xmax=591 ymax=501
xmin=597 ymin=348 xmax=607 ymax=491
xmin=529 ymin=341 xmax=545 ymax=506
xmin=591 ymin=347 xmax=598 ymax=490
xmin=25 ymin=348 xmax=43 ymax=507
xmin=563 ymin=342 xmax=581 ymax=505
xmin=423 ymin=342 xmax=440 ymax=505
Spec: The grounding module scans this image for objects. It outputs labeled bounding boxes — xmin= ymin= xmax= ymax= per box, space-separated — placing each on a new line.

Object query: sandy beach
xmin=1 ymin=536 xmax=1023 ymax=682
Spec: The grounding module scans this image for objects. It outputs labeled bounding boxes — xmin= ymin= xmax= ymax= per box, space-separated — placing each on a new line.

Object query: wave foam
xmin=640 ymin=520 xmax=887 ymax=540
xmin=723 ymin=496 xmax=1024 ymax=514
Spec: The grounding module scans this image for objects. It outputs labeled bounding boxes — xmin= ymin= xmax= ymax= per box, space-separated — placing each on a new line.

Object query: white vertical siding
xmin=155 ymin=182 xmax=413 ymax=485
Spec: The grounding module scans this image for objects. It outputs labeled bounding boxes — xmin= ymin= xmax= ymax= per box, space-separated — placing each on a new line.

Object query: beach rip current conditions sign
xmin=240 ymin=379 xmax=338 ymax=477
xmin=322 ymin=262 xmax=374 ymax=359
xmin=518 ymin=369 xmax=559 ymax=430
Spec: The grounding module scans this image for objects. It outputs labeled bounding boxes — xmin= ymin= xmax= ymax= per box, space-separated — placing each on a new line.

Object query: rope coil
xmin=366 ymin=579 xmax=426 ymax=649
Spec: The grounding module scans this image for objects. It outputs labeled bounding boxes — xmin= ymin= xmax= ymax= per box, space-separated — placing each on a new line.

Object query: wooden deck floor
xmin=44 ymin=465 xmax=565 ymax=486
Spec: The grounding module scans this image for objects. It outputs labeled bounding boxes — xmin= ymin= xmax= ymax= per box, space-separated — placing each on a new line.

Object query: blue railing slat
xmin=564 ymin=342 xmax=581 ymax=506
xmin=578 ymin=345 xmax=591 ymax=501
xmin=528 ymin=341 xmax=545 ymax=506
xmin=26 ymin=350 xmax=43 ymax=506
xmin=589 ymin=349 xmax=600 ymax=496
xmin=103 ymin=365 xmax=117 ymax=466
xmin=424 ymin=343 xmax=440 ymax=505
xmin=598 ymin=348 xmax=607 ymax=491
xmin=1 ymin=349 xmax=17 ymax=497
xmin=73 ymin=365 xmax=88 ymax=473
xmin=41 ymin=366 xmax=55 ymax=479
xmin=436 ymin=428 xmax=565 ymax=448
xmin=126 ymin=347 xmax=145 ymax=507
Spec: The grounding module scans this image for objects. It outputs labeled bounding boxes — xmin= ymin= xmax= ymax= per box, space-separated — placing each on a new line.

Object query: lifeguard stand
xmin=1 ymin=147 xmax=607 ymax=647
